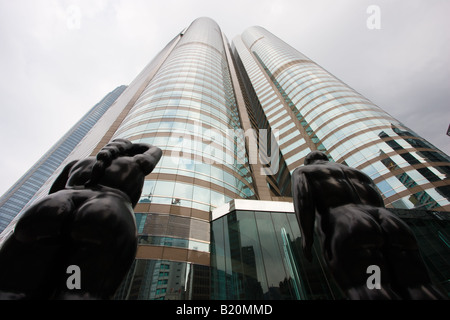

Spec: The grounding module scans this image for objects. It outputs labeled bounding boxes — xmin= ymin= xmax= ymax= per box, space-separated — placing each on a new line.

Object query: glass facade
xmin=210 ymin=200 xmax=343 ymax=300
xmin=388 ymin=209 xmax=450 ymax=295
xmin=115 ymin=260 xmax=210 ymax=300
xmin=113 ymin=18 xmax=256 ymax=213
xmin=232 ymin=26 xmax=450 ymax=211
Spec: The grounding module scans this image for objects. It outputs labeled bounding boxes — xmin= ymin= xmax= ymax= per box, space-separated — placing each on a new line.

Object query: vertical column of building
xmin=111 ymin=17 xmax=257 ymax=299
xmin=232 ymin=36 xmax=294 ymax=197
xmin=233 ymin=26 xmax=450 ymax=211
xmin=221 ymin=32 xmax=273 ymax=201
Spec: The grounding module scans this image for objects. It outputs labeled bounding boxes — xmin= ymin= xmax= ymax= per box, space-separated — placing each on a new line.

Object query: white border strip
xmin=212 ymin=199 xmax=294 ymax=221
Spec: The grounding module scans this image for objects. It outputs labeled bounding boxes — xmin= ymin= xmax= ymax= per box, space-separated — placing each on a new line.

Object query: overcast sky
xmin=0 ymin=0 xmax=449 ymax=197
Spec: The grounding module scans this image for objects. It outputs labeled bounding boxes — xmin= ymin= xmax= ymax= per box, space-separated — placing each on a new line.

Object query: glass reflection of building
xmin=0 ymin=17 xmax=449 ymax=300
xmin=210 ymin=200 xmax=342 ymax=300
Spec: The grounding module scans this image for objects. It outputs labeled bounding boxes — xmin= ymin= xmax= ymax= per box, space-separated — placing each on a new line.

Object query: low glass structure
xmin=210 ymin=200 xmax=450 ymax=300
xmin=210 ymin=200 xmax=343 ymax=300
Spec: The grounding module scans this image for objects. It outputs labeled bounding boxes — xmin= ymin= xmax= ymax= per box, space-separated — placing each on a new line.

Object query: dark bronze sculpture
xmin=0 ymin=139 xmax=162 ymax=299
xmin=292 ymin=151 xmax=446 ymax=300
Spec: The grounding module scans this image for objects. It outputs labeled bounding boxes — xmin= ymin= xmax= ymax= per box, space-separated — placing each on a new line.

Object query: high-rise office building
xmin=113 ymin=17 xmax=262 ymax=300
xmin=0 ymin=18 xmax=448 ymax=300
xmin=232 ymin=26 xmax=450 ymax=211
xmin=0 ymin=85 xmax=127 ymax=233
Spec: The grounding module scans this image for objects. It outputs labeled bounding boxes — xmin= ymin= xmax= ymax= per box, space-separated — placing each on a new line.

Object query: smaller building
xmin=209 ymin=199 xmax=450 ymax=300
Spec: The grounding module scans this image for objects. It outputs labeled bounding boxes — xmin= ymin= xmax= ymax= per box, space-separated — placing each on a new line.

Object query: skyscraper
xmin=0 ymin=17 xmax=448 ymax=300
xmin=0 ymin=85 xmax=127 ymax=233
xmin=232 ymin=26 xmax=450 ymax=211
xmin=112 ymin=17 xmax=262 ymax=300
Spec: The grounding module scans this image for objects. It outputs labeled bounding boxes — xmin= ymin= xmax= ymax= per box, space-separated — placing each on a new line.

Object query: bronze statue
xmin=0 ymin=139 xmax=162 ymax=299
xmin=292 ymin=151 xmax=446 ymax=299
